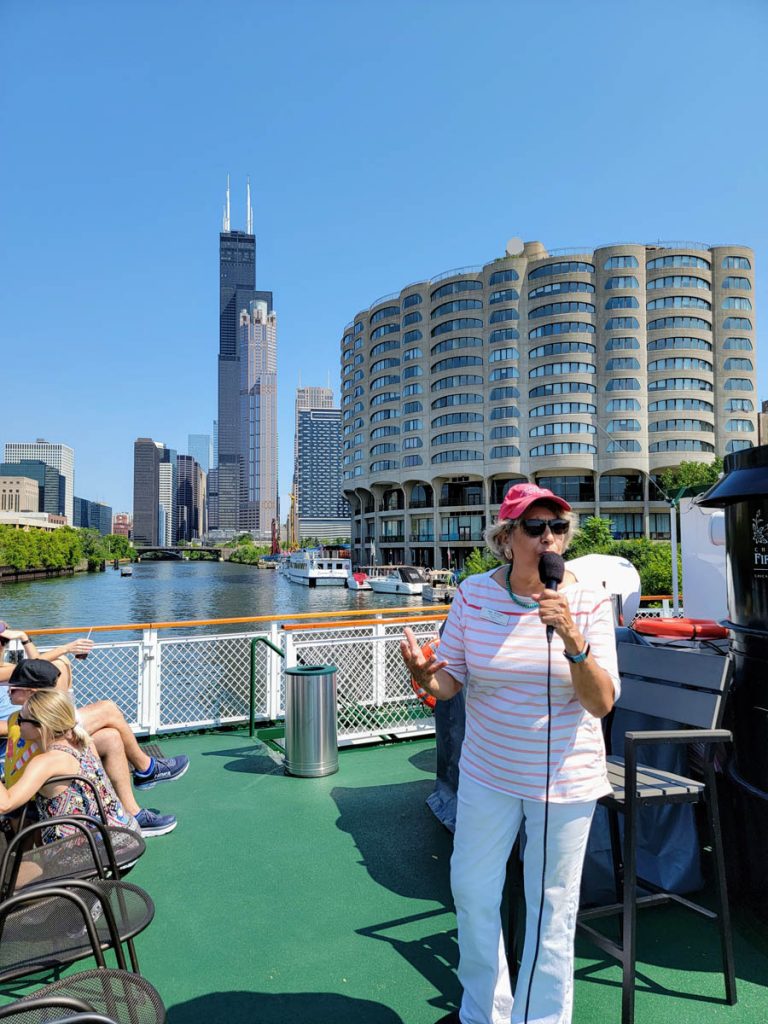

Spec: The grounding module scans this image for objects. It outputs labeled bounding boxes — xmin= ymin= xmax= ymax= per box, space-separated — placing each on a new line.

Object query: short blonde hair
xmin=485 ymin=503 xmax=578 ymax=561
xmin=24 ymin=689 xmax=91 ymax=751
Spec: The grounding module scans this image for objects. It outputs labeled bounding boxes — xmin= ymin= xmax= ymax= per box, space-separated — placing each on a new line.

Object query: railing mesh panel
xmin=291 ymin=620 xmax=440 ymax=741
xmin=158 ymin=631 xmax=271 ymax=730
xmin=55 ymin=642 xmax=142 ymax=728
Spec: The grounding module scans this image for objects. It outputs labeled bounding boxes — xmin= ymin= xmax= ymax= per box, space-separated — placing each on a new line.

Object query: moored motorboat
xmin=346 ymin=565 xmax=401 ymax=590
xmin=422 ymin=569 xmax=457 ymax=604
xmin=368 ymin=566 xmax=427 ymax=596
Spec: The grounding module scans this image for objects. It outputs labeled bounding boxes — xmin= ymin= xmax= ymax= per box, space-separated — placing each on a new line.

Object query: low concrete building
xmin=0 ymin=476 xmax=40 ymax=514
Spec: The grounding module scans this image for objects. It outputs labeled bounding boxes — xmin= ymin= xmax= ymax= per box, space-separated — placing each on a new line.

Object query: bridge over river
xmin=133 ymin=546 xmax=223 ymax=561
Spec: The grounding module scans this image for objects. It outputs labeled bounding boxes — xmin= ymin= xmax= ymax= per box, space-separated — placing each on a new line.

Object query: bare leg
xmin=15 ymin=861 xmax=43 ymax=889
xmin=91 ymin=726 xmax=142 ymax=817
xmin=78 ymin=700 xmax=152 ymax=773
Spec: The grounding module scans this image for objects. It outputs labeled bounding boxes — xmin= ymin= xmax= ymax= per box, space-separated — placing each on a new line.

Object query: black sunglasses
xmin=520 ymin=518 xmax=570 ymax=538
xmin=16 ymin=714 xmax=42 ymax=728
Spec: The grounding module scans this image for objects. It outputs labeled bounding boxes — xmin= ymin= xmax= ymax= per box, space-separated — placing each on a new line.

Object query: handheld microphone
xmin=538 ymin=552 xmax=565 ymax=643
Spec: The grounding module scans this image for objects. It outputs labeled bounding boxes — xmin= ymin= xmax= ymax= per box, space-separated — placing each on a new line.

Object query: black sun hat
xmin=8 ymin=659 xmax=60 ymax=688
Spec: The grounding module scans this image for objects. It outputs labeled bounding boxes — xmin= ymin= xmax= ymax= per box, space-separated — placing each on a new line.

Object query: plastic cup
xmin=75 ymin=629 xmax=93 ymax=660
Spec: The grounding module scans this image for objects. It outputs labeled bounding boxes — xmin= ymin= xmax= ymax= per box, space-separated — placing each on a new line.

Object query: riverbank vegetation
xmin=0 ymin=526 xmax=134 ymax=572
xmin=226 ymin=534 xmax=274 ymax=564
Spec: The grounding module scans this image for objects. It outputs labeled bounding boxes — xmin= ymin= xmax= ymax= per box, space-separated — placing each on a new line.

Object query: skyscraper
xmin=3 ymin=441 xmax=74 ymax=524
xmin=133 ymin=438 xmax=176 ymax=546
xmin=177 ymin=454 xmax=206 ymax=541
xmin=291 ymin=386 xmax=334 ymax=543
xmin=187 ymin=434 xmax=212 ymax=474
xmin=217 ymin=177 xmax=273 ymax=532
xmin=239 ymin=300 xmax=278 ymax=536
xmin=133 ymin=438 xmax=162 ymax=545
xmin=158 ymin=447 xmax=177 ymax=547
xmin=295 ymin=396 xmax=348 ymax=542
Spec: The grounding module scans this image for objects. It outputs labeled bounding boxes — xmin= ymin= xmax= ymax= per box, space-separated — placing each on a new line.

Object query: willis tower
xmin=215 ymin=177 xmax=273 ymax=530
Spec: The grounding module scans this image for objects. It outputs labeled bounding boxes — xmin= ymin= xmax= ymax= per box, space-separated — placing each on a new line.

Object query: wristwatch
xmin=563 ymin=642 xmax=590 ymax=664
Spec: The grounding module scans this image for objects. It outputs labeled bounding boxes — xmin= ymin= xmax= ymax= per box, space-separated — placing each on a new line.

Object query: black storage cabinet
xmin=699 ymin=443 xmax=768 ymax=917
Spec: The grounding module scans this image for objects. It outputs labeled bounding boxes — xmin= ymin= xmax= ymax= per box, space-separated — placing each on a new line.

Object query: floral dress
xmin=36 ymin=744 xmax=140 ymax=843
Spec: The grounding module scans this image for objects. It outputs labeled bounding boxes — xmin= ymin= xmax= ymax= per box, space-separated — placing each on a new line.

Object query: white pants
xmin=451 ymin=772 xmax=595 ymax=1024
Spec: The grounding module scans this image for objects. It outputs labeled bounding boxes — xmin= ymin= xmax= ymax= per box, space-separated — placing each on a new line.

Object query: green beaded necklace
xmin=505 ymin=564 xmax=539 ymax=609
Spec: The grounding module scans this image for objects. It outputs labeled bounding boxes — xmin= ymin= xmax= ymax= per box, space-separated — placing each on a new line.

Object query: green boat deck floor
xmin=3 ymin=730 xmax=766 ymax=1023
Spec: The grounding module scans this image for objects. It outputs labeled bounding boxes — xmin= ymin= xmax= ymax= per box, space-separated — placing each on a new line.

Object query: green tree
xmin=102 ymin=534 xmax=134 ymax=560
xmin=460 ymin=547 xmax=501 ymax=580
xmin=566 ymin=516 xmax=614 ymax=560
xmin=659 ymin=458 xmax=723 ymax=498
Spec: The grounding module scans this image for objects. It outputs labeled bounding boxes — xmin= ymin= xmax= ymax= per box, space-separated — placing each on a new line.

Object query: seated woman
xmin=0 ymin=688 xmax=140 ymax=843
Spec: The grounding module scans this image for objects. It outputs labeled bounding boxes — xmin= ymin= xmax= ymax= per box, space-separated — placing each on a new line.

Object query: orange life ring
xmin=633 ymin=618 xmax=728 ymax=640
xmin=410 ymin=642 xmax=438 ymax=710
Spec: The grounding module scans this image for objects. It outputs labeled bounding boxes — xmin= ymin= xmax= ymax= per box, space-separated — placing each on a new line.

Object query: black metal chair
xmin=1 ymin=775 xmax=145 ymax=902
xmin=0 ymin=879 xmax=154 ymax=982
xmin=576 ymin=642 xmax=737 ymax=1024
xmin=0 ymin=968 xmax=165 ymax=1023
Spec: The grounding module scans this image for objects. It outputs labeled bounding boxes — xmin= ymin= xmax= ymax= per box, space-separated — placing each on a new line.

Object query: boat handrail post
xmin=250 ymin=633 xmax=285 ymax=736
xmin=372 ymin=615 xmax=387 ymax=707
xmin=670 ymin=497 xmax=680 ymax=617
xmin=269 ymin=623 xmax=284 ymax=722
xmin=140 ymin=627 xmax=161 ymax=734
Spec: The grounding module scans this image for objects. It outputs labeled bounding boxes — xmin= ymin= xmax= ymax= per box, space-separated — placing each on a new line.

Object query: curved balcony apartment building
xmin=340 ymin=240 xmax=757 ymax=569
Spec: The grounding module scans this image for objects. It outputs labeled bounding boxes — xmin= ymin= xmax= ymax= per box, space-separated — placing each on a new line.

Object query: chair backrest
xmin=48 ymin=1016 xmax=118 ymax=1023
xmin=19 ymin=775 xmax=109 ymax=831
xmin=616 ymin=643 xmax=732 ymax=730
xmin=0 ymin=995 xmax=95 ymax=1020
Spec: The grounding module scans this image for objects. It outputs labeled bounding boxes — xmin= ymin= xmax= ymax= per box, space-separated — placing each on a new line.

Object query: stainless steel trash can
xmin=284 ymin=664 xmax=338 ymax=777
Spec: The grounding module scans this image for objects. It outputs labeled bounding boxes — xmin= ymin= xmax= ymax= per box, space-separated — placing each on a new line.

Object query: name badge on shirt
xmin=481 ymin=607 xmax=511 ymax=626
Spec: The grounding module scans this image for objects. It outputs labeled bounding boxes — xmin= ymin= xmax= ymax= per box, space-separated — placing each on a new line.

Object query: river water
xmin=0 ymin=561 xmax=427 ymax=641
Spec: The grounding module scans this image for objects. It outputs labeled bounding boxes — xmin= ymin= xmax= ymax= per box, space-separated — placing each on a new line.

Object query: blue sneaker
xmin=135 ymin=808 xmax=177 ymax=837
xmin=133 ymin=755 xmax=190 ymax=791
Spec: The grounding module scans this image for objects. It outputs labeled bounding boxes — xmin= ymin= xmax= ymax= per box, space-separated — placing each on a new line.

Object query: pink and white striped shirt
xmin=439 ymin=569 xmax=620 ymax=803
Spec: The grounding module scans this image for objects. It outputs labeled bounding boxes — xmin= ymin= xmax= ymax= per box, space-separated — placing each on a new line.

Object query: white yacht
xmin=368 ymin=566 xmax=427 ymax=596
xmin=286 ymin=550 xmax=352 ymax=587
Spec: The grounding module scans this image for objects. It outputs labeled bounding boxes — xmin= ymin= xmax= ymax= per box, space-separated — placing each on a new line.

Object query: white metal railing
xmin=51 ymin=616 xmax=444 ymax=744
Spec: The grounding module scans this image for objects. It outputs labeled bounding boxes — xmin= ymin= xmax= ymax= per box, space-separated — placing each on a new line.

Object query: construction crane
xmin=287 ymin=493 xmax=298 ymax=549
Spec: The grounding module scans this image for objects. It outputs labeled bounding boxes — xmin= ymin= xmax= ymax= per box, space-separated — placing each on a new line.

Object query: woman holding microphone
xmin=401 ymin=483 xmax=619 ymax=1024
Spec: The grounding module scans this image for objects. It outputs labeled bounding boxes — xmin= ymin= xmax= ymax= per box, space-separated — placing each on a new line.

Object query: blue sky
xmin=1 ymin=0 xmax=766 ymax=515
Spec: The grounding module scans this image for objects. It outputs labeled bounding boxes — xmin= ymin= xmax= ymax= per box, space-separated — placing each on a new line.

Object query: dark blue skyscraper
xmin=296 ymin=407 xmax=349 ymax=542
xmin=216 ymin=177 xmax=272 ymax=531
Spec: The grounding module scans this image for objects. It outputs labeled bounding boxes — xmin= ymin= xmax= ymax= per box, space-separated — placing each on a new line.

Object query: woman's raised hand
xmin=399 ymin=626 xmax=448 ymax=689
xmin=67 ymin=638 xmax=95 ymax=656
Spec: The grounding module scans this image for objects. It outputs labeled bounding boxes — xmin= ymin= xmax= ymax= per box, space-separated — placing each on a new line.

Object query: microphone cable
xmin=522 ymin=593 xmax=555 ymax=1024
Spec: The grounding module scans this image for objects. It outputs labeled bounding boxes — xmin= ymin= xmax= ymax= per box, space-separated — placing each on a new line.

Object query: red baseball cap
xmin=498 ymin=483 xmax=571 ymax=521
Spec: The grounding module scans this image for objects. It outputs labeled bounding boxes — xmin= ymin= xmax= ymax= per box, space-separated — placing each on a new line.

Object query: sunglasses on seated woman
xmin=520 ymin=518 xmax=570 ymax=537
xmin=16 ymin=713 xmax=42 ymax=727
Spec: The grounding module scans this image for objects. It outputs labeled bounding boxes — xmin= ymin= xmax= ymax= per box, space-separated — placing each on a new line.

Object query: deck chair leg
xmin=607 ymin=807 xmax=624 ymax=940
xmin=703 ymin=765 xmax=737 ymax=1006
xmin=127 ymin=936 xmax=140 ymax=973
xmin=622 ymin=796 xmax=638 ymax=1024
